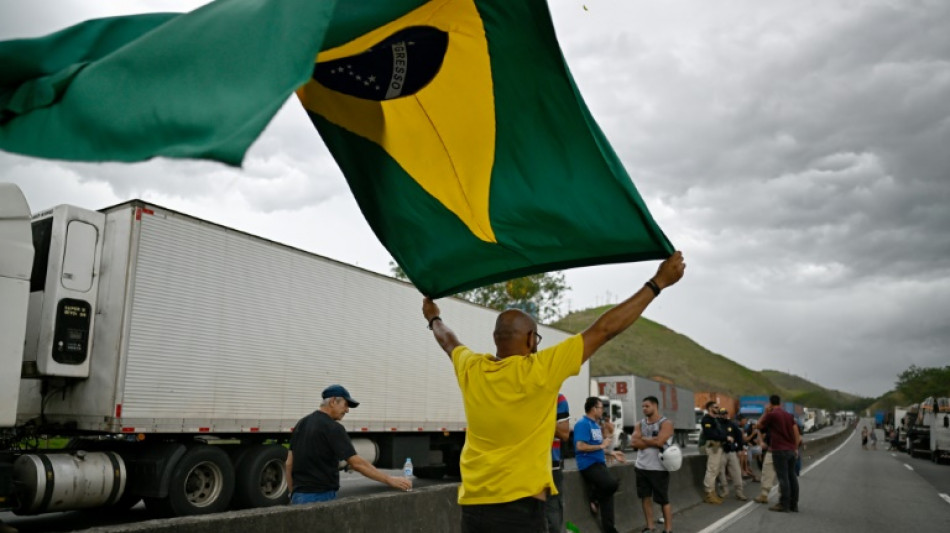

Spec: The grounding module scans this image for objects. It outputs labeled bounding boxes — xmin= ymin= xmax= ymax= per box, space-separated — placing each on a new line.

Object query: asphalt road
xmin=670 ymin=419 xmax=950 ymax=533
xmin=4 ymin=421 xmax=941 ymax=533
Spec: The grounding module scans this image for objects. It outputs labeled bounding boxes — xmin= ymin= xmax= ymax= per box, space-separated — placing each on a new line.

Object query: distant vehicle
xmin=908 ymin=399 xmax=934 ymax=459
xmin=689 ymin=407 xmax=703 ymax=444
xmin=592 ymin=375 xmax=696 ymax=448
xmin=926 ymin=398 xmax=950 ymax=464
xmin=893 ymin=406 xmax=909 ymax=451
xmin=904 ymin=403 xmax=920 ymax=453
xmin=874 ymin=410 xmax=886 ymax=428
xmin=803 ymin=408 xmax=817 ymax=433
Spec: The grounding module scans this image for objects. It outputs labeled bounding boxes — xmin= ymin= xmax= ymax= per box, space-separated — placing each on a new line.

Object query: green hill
xmin=553 ymin=307 xmax=871 ymax=411
xmin=760 ymin=370 xmax=867 ymax=410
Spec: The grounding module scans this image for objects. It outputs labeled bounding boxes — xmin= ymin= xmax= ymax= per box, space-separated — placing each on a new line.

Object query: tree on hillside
xmin=895 ymin=364 xmax=950 ymax=401
xmin=389 ymin=262 xmax=568 ymax=322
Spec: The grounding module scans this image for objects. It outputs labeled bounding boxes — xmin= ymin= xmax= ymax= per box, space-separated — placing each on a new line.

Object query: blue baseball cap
xmin=322 ymin=384 xmax=359 ymax=408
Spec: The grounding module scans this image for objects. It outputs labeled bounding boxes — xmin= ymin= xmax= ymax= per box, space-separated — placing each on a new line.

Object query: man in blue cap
xmin=286 ymin=384 xmax=412 ymax=503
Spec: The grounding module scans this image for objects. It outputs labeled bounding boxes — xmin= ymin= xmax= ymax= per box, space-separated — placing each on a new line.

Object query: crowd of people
xmin=700 ymin=395 xmax=803 ymax=513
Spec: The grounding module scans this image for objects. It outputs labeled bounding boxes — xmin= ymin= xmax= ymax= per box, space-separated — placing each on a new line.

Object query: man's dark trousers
xmin=580 ymin=463 xmax=619 ymax=533
xmin=545 ymin=468 xmax=564 ymax=533
xmin=771 ymin=450 xmax=799 ymax=510
xmin=461 ymin=496 xmax=546 ymax=533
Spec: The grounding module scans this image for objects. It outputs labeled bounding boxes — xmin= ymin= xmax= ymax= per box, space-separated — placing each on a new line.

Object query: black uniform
xmin=701 ymin=413 xmax=727 ymax=446
xmin=723 ymin=419 xmax=744 ymax=453
xmin=289 ymin=410 xmax=357 ymax=493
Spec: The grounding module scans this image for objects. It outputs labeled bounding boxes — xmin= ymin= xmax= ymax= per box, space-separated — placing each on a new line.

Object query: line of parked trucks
xmin=891 ymin=398 xmax=950 ymax=464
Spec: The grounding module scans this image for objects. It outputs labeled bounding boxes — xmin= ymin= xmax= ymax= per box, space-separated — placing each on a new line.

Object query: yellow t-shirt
xmin=451 ymin=334 xmax=583 ymax=505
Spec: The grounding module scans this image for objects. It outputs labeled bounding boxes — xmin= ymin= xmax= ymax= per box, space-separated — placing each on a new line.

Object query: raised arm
xmin=422 ymin=297 xmax=462 ymax=359
xmin=581 ymin=252 xmax=685 ymax=362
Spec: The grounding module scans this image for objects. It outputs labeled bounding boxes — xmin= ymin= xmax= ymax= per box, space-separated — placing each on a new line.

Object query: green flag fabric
xmin=0 ymin=0 xmax=337 ymax=166
xmin=297 ymin=0 xmax=674 ymax=297
xmin=0 ymin=0 xmax=673 ymax=298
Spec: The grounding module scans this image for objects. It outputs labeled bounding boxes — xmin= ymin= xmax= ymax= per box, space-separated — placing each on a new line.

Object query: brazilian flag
xmin=299 ymin=0 xmax=673 ymax=297
xmin=0 ymin=0 xmax=672 ymax=298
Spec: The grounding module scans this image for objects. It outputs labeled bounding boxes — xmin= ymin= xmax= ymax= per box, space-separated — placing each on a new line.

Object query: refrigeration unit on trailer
xmin=0 ymin=188 xmax=591 ymax=517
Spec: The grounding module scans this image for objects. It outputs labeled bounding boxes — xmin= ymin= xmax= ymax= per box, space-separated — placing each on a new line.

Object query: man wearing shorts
xmin=632 ymin=396 xmax=674 ymax=533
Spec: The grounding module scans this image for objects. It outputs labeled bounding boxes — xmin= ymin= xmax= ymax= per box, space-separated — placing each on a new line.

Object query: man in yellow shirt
xmin=422 ymin=252 xmax=686 ymax=532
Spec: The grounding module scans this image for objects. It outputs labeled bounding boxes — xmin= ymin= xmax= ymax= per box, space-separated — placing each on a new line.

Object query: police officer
xmin=717 ymin=409 xmax=748 ymax=501
xmin=701 ymin=401 xmax=728 ymax=504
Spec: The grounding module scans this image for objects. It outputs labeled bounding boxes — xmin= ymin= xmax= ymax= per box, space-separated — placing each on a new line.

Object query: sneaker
xmin=768 ymin=504 xmax=788 ymax=513
xmin=753 ymin=495 xmax=768 ymax=504
xmin=641 ymin=529 xmax=654 ymax=533
xmin=736 ymin=494 xmax=749 ymax=501
xmin=589 ymin=501 xmax=599 ymax=516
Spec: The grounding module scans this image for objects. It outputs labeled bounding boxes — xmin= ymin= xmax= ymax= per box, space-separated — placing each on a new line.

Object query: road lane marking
xmin=800 ymin=428 xmax=855 ymax=476
xmin=940 ymin=493 xmax=950 ymax=505
xmin=904 ymin=463 xmax=913 ymax=471
xmin=696 ymin=499 xmax=759 ymax=533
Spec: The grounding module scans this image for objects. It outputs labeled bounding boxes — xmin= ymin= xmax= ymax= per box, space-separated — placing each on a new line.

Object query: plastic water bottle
xmin=403 ymin=457 xmax=413 ymax=491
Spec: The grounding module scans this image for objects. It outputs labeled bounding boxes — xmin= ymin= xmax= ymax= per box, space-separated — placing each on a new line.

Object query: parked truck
xmin=739 ymin=396 xmax=769 ymax=418
xmin=907 ymin=397 xmax=950 ymax=464
xmin=907 ymin=399 xmax=933 ymax=459
xmin=926 ymin=398 xmax=950 ymax=464
xmin=0 ymin=186 xmax=591 ymax=517
xmin=592 ymin=375 xmax=696 ymax=448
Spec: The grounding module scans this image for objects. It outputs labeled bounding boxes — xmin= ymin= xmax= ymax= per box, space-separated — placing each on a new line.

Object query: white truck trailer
xmin=0 ymin=184 xmax=590 ymax=517
xmin=592 ymin=375 xmax=696 ymax=448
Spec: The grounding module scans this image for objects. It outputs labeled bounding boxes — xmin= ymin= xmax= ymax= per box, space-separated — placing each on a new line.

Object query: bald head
xmin=493 ymin=309 xmax=539 ymax=358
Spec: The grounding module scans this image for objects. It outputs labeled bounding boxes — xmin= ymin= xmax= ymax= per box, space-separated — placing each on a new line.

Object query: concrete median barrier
xmin=92 ymin=430 xmax=852 ymax=533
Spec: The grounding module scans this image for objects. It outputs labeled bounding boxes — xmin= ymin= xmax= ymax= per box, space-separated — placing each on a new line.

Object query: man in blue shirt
xmin=545 ymin=393 xmax=570 ymax=533
xmin=574 ymin=396 xmax=626 ymax=533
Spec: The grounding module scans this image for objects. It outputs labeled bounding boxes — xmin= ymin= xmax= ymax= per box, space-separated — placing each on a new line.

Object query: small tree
xmin=895 ymin=364 xmax=950 ymax=401
xmin=390 ymin=262 xmax=568 ymax=322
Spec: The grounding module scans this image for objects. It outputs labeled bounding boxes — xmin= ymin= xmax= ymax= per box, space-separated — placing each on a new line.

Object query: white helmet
xmin=660 ymin=444 xmax=683 ymax=472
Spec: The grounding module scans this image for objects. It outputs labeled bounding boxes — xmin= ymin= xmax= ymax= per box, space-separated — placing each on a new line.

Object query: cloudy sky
xmin=1 ymin=0 xmax=947 ymax=397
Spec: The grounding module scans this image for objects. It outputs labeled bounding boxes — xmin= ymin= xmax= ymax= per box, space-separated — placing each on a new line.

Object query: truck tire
xmin=145 ymin=445 xmax=235 ymax=517
xmin=232 ymin=444 xmax=289 ymax=508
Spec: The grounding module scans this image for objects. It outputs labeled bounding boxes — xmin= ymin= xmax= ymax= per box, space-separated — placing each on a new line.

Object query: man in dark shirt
xmin=700 ymin=401 xmax=728 ymax=504
xmin=757 ymin=395 xmax=802 ymax=512
xmin=286 ymin=384 xmax=411 ymax=503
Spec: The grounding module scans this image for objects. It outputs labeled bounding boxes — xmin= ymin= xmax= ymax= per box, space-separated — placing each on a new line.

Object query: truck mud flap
xmin=119 ymin=442 xmax=187 ymax=499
